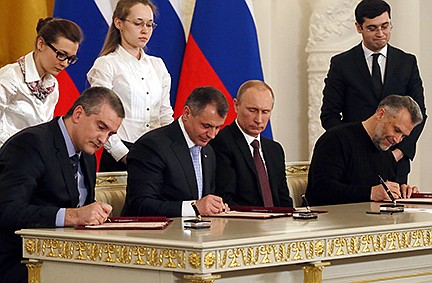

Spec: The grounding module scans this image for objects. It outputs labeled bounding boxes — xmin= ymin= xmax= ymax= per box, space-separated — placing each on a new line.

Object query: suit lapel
xmin=260 ymin=138 xmax=279 ymax=201
xmin=80 ymin=154 xmax=96 ymax=204
xmin=230 ymin=123 xmax=257 ymax=175
xmin=201 ymin=146 xmax=212 ymax=196
xmin=50 ymin=120 xmax=79 ymax=207
xmin=169 ymin=121 xmax=199 ymax=199
xmin=352 ymin=44 xmax=382 ymax=99
xmin=381 ymin=45 xmax=395 ymax=99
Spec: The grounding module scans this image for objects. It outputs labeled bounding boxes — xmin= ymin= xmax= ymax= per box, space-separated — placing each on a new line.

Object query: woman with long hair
xmin=87 ymin=0 xmax=174 ymax=171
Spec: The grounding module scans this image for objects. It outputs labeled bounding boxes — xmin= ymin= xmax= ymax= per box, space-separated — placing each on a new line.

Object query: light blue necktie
xmin=190 ymin=145 xmax=203 ymax=199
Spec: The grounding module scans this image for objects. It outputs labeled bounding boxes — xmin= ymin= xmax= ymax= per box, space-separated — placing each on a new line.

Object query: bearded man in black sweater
xmin=306 ymin=95 xmax=423 ymax=206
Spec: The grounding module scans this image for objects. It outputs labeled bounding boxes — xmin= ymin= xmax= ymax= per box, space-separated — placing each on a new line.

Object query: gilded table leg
xmin=303 ymin=261 xmax=331 ymax=283
xmin=22 ymin=259 xmax=42 ymax=283
xmin=184 ymin=274 xmax=221 ymax=283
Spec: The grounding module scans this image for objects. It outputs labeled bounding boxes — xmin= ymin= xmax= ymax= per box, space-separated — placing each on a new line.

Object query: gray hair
xmin=378 ymin=95 xmax=423 ymax=126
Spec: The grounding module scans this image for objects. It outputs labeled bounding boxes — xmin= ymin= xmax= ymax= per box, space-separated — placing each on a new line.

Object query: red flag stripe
xmin=175 ymin=35 xmax=236 ymax=125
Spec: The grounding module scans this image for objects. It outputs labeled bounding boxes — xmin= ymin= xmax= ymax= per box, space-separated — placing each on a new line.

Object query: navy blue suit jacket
xmin=0 ymin=118 xmax=96 ymax=282
xmin=122 ymin=119 xmax=216 ymax=217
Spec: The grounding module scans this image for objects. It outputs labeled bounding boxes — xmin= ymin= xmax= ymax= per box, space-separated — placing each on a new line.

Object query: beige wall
xmin=253 ymin=0 xmax=431 ymax=188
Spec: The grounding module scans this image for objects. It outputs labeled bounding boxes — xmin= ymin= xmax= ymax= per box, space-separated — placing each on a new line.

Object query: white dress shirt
xmin=87 ymin=46 xmax=174 ymax=161
xmin=362 ymin=43 xmax=388 ymax=82
xmin=0 ymin=52 xmax=58 ymax=147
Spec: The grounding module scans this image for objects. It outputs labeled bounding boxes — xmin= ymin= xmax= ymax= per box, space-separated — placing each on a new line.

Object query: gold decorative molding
xmin=95 ymin=171 xmax=127 ymax=187
xmin=22 ymin=228 xmax=432 ymax=273
xmin=184 ymin=274 xmax=221 ymax=283
xmin=25 ymin=238 xmax=186 ymax=270
xmin=303 ymin=262 xmax=331 ymax=283
xmin=189 ymin=252 xmax=201 ymax=269
xmin=22 ymin=260 xmax=42 ymax=283
xmin=204 ymin=252 xmax=215 ymax=269
xmin=286 ymin=164 xmax=310 ymax=175
xmin=96 ymin=176 xmax=119 ymax=186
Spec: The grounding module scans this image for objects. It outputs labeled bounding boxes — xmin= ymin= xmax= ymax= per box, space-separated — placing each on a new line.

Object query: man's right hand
xmin=65 ymin=201 xmax=112 ymax=226
xmin=370 ymin=180 xmax=400 ymax=201
xmin=195 ymin=195 xmax=229 ymax=216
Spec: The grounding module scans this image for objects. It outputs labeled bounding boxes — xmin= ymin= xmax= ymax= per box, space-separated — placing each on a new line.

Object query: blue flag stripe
xmin=53 ymin=1 xmax=109 ymax=93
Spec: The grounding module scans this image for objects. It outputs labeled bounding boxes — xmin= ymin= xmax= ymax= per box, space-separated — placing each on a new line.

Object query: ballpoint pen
xmin=378 ymin=175 xmax=397 ymax=205
xmin=191 ymin=202 xmax=202 ymax=221
xmin=301 ymin=194 xmax=311 ymax=212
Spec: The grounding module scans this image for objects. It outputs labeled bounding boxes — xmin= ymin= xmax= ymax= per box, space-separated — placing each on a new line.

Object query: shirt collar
xmin=178 ymin=117 xmax=197 ymax=149
xmin=24 ymin=52 xmax=55 ymax=86
xmin=235 ymin=119 xmax=261 ymax=146
xmin=115 ymin=45 xmax=147 ymax=62
xmin=362 ymin=42 xmax=388 ymax=59
xmin=58 ymin=117 xmax=81 ymax=158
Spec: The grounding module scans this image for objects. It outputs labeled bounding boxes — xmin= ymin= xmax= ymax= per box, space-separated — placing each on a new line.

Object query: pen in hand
xmin=378 ymin=175 xmax=396 ymax=205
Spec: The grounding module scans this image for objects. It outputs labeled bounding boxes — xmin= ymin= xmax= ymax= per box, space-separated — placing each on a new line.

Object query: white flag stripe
xmin=94 ymin=0 xmax=115 ymax=25
xmin=245 ymin=0 xmax=256 ymax=22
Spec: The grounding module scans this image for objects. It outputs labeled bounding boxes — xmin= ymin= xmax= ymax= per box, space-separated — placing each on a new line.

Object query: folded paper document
xmin=75 ymin=216 xmax=171 ymax=230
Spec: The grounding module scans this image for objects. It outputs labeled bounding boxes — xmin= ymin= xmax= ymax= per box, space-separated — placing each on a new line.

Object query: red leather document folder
xmin=393 ymin=192 xmax=432 ymax=204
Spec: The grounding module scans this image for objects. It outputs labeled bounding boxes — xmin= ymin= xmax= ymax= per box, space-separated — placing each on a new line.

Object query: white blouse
xmin=87 ymin=46 xmax=174 ymax=161
xmin=0 ymin=52 xmax=58 ymax=147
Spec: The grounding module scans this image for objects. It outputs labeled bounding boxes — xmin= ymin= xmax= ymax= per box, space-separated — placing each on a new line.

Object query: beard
xmin=371 ymin=123 xmax=392 ymax=151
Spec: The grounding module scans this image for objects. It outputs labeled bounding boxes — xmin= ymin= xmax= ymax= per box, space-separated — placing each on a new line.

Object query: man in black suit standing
xmin=210 ymin=80 xmax=293 ymax=207
xmin=320 ymin=0 xmax=427 ymax=184
xmin=122 ymin=86 xmax=229 ymax=218
xmin=0 ymin=86 xmax=125 ymax=283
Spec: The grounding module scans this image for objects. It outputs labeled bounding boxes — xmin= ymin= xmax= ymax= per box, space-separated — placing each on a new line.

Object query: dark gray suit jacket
xmin=0 ymin=118 xmax=96 ymax=283
xmin=210 ymin=122 xmax=293 ymax=207
xmin=320 ymin=43 xmax=427 ymax=182
xmin=122 ymin=119 xmax=216 ymax=217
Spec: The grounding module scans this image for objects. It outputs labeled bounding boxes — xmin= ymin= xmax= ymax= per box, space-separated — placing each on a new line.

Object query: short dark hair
xmin=378 ymin=95 xmax=423 ymax=126
xmin=184 ymin=86 xmax=229 ymax=118
xmin=64 ymin=87 xmax=125 ymax=119
xmin=355 ymin=0 xmax=391 ymax=26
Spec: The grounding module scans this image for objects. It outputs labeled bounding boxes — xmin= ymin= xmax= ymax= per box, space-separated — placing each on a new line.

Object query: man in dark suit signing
xmin=0 ymin=86 xmax=125 ymax=283
xmin=122 ymin=86 xmax=229 ymax=217
xmin=320 ymin=0 xmax=427 ymax=184
xmin=210 ymin=80 xmax=293 ymax=207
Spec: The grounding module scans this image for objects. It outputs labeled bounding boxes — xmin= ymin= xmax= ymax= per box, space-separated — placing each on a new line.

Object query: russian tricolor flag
xmin=147 ymin=0 xmax=186 ymax=107
xmin=53 ymin=0 xmax=110 ymax=116
xmin=175 ymin=0 xmax=271 ymax=138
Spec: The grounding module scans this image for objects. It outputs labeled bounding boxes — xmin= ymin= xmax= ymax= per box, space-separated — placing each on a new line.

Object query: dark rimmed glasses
xmin=46 ymin=42 xmax=78 ymax=65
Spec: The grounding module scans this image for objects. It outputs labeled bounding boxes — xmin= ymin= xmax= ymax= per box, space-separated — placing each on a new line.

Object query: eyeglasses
xmin=46 ymin=42 xmax=78 ymax=64
xmin=364 ymin=22 xmax=393 ymax=33
xmin=124 ymin=19 xmax=157 ymax=30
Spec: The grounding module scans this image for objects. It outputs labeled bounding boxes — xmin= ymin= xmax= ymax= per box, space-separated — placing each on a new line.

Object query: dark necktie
xmin=251 ymin=139 xmax=274 ymax=207
xmin=372 ymin=53 xmax=383 ymax=95
xmin=70 ymin=154 xmax=79 ymax=187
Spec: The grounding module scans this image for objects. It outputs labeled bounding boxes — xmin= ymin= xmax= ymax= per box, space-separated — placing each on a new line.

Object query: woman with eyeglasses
xmin=87 ymin=0 xmax=174 ymax=172
xmin=0 ymin=17 xmax=82 ymax=148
